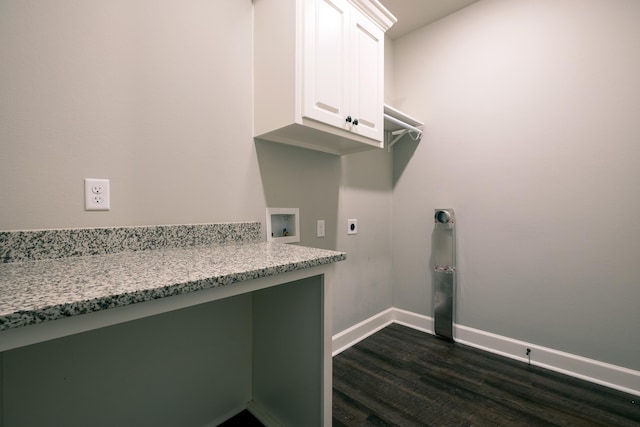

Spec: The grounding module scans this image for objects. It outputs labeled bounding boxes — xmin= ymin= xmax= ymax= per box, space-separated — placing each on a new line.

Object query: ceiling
xmin=379 ymin=0 xmax=480 ymax=39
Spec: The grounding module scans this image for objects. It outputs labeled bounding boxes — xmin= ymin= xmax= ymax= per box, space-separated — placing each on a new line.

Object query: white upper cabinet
xmin=349 ymin=6 xmax=385 ymax=141
xmin=254 ymin=0 xmax=395 ymax=155
xmin=303 ymin=0 xmax=351 ymax=133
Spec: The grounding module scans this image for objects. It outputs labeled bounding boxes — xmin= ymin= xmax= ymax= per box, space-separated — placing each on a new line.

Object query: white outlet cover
xmin=85 ymin=178 xmax=110 ymax=211
xmin=317 ymin=220 xmax=325 ymax=238
xmin=347 ymin=219 xmax=358 ymax=235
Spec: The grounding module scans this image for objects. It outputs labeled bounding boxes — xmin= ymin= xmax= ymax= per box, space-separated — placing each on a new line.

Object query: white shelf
xmin=383 ymin=104 xmax=424 ymax=149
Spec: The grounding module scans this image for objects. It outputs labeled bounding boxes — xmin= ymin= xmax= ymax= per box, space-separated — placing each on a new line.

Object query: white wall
xmin=0 ymin=5 xmax=264 ymax=422
xmin=254 ymin=140 xmax=394 ymax=335
xmin=0 ymin=0 xmax=394 ymax=342
xmin=333 ymin=148 xmax=394 ymax=334
xmin=0 ymin=2 xmax=395 ymax=421
xmin=392 ymin=0 xmax=640 ymax=370
xmin=0 ymin=0 xmax=266 ymax=230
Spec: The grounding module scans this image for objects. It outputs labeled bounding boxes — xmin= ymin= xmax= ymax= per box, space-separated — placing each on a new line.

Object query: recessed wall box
xmin=266 ymin=208 xmax=300 ymax=244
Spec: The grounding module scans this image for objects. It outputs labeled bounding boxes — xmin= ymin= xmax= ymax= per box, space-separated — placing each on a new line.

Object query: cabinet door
xmin=303 ymin=0 xmax=351 ymax=130
xmin=348 ymin=7 xmax=384 ymax=142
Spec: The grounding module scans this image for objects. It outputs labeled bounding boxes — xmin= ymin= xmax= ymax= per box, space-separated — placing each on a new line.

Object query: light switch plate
xmin=317 ymin=220 xmax=325 ymax=238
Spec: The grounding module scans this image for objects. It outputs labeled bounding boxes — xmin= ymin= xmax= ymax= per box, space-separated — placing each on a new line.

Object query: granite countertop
xmin=0 ymin=242 xmax=346 ymax=332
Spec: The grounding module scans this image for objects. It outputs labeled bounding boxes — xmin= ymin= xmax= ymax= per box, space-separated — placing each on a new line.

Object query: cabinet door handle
xmin=345 ymin=115 xmax=352 ymax=123
xmin=353 ymin=118 xmax=359 ymax=126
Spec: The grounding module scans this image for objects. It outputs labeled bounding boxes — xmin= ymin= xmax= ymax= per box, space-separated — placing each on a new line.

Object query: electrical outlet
xmin=317 ymin=220 xmax=325 ymax=238
xmin=85 ymin=178 xmax=110 ymax=211
xmin=347 ymin=219 xmax=358 ymax=235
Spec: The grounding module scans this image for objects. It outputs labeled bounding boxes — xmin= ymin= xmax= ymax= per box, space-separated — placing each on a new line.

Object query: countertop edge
xmin=0 ymin=245 xmax=346 ymax=332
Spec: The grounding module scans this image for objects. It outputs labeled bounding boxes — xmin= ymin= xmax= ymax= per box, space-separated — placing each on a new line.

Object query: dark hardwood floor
xmin=333 ymin=323 xmax=640 ymax=426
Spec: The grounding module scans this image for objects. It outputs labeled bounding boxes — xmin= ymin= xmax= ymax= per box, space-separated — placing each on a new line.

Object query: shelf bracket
xmin=383 ymin=107 xmax=423 ymax=151
xmin=387 ymin=129 xmax=422 ymax=151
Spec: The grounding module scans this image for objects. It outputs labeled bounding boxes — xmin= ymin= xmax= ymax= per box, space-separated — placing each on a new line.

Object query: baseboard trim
xmin=332 ymin=308 xmax=395 ymax=356
xmin=332 ymin=308 xmax=640 ymax=397
xmin=392 ymin=307 xmax=434 ymax=334
xmin=454 ymin=324 xmax=640 ymax=397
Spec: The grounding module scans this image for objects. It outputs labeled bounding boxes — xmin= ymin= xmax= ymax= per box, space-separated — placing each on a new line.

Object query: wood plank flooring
xmin=333 ymin=323 xmax=640 ymax=426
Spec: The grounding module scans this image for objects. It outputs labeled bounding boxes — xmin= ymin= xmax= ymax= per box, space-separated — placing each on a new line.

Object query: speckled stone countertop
xmin=0 ymin=223 xmax=346 ymax=332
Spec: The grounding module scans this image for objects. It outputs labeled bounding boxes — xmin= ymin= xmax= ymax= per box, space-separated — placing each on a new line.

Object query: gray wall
xmin=391 ymin=0 xmax=640 ymax=370
xmin=0 ymin=2 xmax=394 ymax=423
xmin=0 ymin=1 xmax=394 ymax=335
xmin=0 ymin=0 xmax=264 ymax=229
xmin=3 ymin=294 xmax=253 ymax=426
xmin=334 ymin=149 xmax=394 ymax=333
xmin=6 ymin=0 xmax=634 ymax=387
